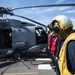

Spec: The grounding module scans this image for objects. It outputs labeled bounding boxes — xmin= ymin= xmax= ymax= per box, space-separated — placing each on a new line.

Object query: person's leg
xmin=52 ymin=55 xmax=56 ymax=66
xmin=50 ymin=54 xmax=55 ymax=65
xmin=55 ymin=60 xmax=60 ymax=75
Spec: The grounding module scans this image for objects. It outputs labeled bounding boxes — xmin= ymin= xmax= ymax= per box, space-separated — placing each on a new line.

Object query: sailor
xmin=49 ymin=14 xmax=75 ymax=75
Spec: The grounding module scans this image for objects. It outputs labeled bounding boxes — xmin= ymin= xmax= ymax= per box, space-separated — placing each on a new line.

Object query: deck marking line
xmin=2 ymin=72 xmax=39 ymax=75
xmin=38 ymin=64 xmax=52 ymax=70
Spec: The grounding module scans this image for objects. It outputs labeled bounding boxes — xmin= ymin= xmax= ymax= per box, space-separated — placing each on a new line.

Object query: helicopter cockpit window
xmin=36 ymin=29 xmax=41 ymax=36
xmin=36 ymin=28 xmax=47 ymax=44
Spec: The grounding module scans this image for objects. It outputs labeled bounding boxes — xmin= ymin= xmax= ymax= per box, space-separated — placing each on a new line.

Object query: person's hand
xmin=50 ymin=32 xmax=53 ymax=37
xmin=48 ymin=46 xmax=50 ymax=50
xmin=56 ymin=57 xmax=59 ymax=60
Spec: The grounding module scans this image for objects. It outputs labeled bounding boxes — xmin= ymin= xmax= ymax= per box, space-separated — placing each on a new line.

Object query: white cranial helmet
xmin=53 ymin=14 xmax=73 ymax=30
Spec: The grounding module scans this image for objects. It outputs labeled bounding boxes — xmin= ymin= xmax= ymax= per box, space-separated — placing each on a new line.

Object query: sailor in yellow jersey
xmin=49 ymin=14 xmax=75 ymax=75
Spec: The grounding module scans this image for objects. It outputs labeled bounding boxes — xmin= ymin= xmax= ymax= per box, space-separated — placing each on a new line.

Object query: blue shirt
xmin=67 ymin=41 xmax=75 ymax=74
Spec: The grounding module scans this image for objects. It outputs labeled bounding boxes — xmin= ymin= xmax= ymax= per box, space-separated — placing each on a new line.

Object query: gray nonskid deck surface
xmin=0 ymin=58 xmax=56 ymax=75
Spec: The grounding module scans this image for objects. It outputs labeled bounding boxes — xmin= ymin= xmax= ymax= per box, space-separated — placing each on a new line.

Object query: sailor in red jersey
xmin=48 ymin=30 xmax=58 ymax=66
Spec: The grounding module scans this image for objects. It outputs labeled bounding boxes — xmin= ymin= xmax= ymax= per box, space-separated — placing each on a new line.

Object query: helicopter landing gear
xmin=13 ymin=50 xmax=31 ymax=69
xmin=14 ymin=52 xmax=21 ymax=60
xmin=1 ymin=53 xmax=30 ymax=75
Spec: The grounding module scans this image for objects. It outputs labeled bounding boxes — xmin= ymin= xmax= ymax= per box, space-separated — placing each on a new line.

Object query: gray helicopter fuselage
xmin=0 ymin=17 xmax=47 ymax=57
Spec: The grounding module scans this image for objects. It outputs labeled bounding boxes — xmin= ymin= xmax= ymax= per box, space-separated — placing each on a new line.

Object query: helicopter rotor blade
xmin=12 ymin=3 xmax=75 ymax=11
xmin=13 ymin=14 xmax=47 ymax=31
xmin=1 ymin=3 xmax=75 ymax=30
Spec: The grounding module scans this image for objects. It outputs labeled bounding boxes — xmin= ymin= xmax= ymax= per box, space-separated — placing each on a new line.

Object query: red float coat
xmin=48 ymin=36 xmax=57 ymax=55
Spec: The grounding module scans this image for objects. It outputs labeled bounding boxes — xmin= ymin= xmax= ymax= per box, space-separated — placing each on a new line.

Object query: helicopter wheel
xmin=14 ymin=52 xmax=21 ymax=59
xmin=12 ymin=50 xmax=22 ymax=60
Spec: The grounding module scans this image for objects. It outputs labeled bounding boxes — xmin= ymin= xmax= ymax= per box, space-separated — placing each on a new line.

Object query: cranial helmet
xmin=49 ymin=14 xmax=73 ymax=40
xmin=53 ymin=14 xmax=73 ymax=29
xmin=51 ymin=14 xmax=73 ymax=34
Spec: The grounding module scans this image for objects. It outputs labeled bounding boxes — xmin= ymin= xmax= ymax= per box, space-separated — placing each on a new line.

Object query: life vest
xmin=58 ymin=32 xmax=75 ymax=75
xmin=51 ymin=36 xmax=57 ymax=55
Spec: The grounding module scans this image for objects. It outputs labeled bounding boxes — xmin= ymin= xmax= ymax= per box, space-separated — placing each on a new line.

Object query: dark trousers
xmin=55 ymin=60 xmax=60 ymax=75
xmin=52 ymin=54 xmax=56 ymax=65
xmin=50 ymin=54 xmax=55 ymax=64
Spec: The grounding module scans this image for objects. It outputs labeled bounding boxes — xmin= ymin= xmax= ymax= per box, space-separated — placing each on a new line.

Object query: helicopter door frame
xmin=0 ymin=28 xmax=12 ymax=49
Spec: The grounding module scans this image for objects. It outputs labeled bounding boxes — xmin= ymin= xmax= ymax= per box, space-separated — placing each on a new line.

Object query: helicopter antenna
xmin=12 ymin=3 xmax=75 ymax=11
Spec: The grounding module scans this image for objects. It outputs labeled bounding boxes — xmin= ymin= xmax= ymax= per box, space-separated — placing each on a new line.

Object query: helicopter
xmin=0 ymin=3 xmax=75 ymax=58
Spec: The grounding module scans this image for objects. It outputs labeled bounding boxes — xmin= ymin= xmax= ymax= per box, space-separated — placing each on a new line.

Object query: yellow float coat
xmin=58 ymin=32 xmax=75 ymax=75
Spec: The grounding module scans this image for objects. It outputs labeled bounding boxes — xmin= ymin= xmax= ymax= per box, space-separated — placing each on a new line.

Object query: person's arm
xmin=56 ymin=39 xmax=64 ymax=60
xmin=56 ymin=39 xmax=61 ymax=57
xmin=67 ymin=41 xmax=75 ymax=74
xmin=48 ymin=37 xmax=52 ymax=49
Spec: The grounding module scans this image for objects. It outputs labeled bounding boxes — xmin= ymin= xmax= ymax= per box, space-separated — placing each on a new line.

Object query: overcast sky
xmin=0 ymin=0 xmax=75 ymax=28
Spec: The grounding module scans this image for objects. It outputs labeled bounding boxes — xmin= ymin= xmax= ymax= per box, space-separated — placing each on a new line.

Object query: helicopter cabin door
xmin=0 ymin=29 xmax=12 ymax=49
xmin=12 ymin=28 xmax=28 ymax=48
